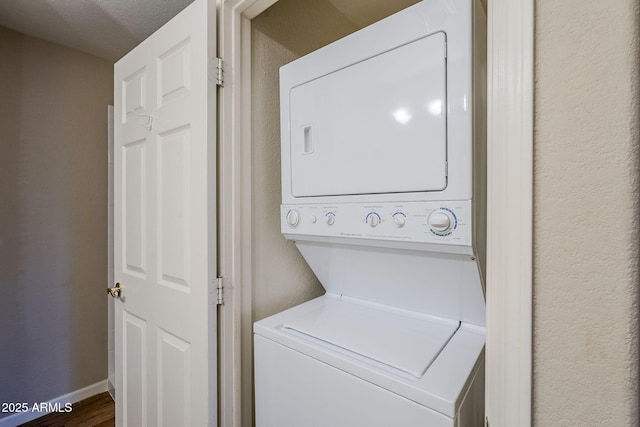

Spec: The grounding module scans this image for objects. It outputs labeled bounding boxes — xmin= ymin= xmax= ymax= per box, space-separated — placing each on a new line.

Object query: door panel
xmin=122 ymin=67 xmax=147 ymax=121
xmin=122 ymin=140 xmax=146 ymax=277
xmin=157 ymin=39 xmax=191 ymax=106
xmin=123 ymin=312 xmax=147 ymax=427
xmin=157 ymin=126 xmax=191 ymax=290
xmin=114 ymin=0 xmax=217 ymax=425
xmin=157 ymin=329 xmax=191 ymax=427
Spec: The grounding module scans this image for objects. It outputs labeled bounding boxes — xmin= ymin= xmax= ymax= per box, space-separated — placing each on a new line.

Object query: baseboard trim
xmin=108 ymin=380 xmax=116 ymax=401
xmin=0 ymin=379 xmax=108 ymax=427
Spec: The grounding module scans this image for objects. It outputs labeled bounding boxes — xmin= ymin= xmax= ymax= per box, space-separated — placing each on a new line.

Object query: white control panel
xmin=281 ymin=201 xmax=473 ymax=247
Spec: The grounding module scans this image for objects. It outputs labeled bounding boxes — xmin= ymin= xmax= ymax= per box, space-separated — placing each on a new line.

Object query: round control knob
xmin=326 ymin=213 xmax=336 ymax=226
xmin=310 ymin=215 xmax=317 ymax=224
xmin=392 ymin=213 xmax=406 ymax=228
xmin=428 ymin=210 xmax=453 ymax=233
xmin=286 ymin=210 xmax=300 ymax=228
xmin=367 ymin=213 xmax=380 ymax=228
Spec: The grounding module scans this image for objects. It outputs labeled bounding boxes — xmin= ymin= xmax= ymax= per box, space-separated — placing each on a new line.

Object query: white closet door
xmin=113 ymin=0 xmax=217 ymax=425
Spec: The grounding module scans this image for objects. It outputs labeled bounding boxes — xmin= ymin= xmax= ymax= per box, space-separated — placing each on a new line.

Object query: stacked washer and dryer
xmin=254 ymin=1 xmax=486 ymax=426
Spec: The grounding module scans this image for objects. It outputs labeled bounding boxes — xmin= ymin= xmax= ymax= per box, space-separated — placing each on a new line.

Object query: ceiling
xmin=0 ymin=0 xmax=420 ymax=63
xmin=0 ymin=0 xmax=195 ymax=62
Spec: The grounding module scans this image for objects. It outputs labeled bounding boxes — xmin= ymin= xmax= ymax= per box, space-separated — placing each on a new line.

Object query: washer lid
xmin=282 ymin=297 xmax=459 ymax=379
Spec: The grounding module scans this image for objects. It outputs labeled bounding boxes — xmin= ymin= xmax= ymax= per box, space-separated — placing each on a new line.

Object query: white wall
xmin=534 ymin=0 xmax=640 ymax=424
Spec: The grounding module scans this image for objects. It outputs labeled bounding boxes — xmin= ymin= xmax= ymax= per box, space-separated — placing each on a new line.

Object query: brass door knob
xmin=107 ymin=282 xmax=122 ymax=298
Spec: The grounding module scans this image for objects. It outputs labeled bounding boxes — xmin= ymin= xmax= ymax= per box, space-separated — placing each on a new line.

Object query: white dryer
xmin=254 ymin=1 xmax=486 ymax=426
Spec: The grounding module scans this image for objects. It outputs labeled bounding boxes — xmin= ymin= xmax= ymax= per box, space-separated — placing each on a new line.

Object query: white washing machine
xmin=254 ymin=1 xmax=486 ymax=426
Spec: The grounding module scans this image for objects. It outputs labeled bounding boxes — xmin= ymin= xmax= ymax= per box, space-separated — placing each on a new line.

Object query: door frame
xmin=217 ymin=2 xmax=278 ymax=427
xmin=485 ymin=0 xmax=533 ymax=425
xmin=216 ymin=0 xmax=534 ymax=426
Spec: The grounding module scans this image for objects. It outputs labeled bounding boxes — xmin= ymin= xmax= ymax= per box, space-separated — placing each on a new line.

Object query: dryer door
xmin=288 ymin=31 xmax=447 ymax=198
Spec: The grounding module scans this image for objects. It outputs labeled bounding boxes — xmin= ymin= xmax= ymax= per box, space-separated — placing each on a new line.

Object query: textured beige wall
xmin=0 ymin=26 xmax=113 ymax=414
xmin=250 ymin=0 xmax=358 ymax=322
xmin=534 ymin=1 xmax=639 ymax=425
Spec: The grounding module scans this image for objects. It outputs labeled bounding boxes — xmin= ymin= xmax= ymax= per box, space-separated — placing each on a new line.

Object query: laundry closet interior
xmin=247 ymin=0 xmax=486 ymax=425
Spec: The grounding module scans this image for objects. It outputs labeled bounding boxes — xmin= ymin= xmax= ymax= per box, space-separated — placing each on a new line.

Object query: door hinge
xmin=216 ymin=276 xmax=224 ymax=305
xmin=444 ymin=41 xmax=447 ymax=59
xmin=215 ymin=57 xmax=223 ymax=87
xmin=485 ymin=417 xmax=490 ymax=427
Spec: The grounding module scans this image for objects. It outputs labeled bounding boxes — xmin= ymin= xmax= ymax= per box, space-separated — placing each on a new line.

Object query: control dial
xmin=428 ymin=209 xmax=455 ymax=234
xmin=366 ymin=212 xmax=380 ymax=228
xmin=392 ymin=212 xmax=406 ymax=228
xmin=286 ymin=209 xmax=300 ymax=228
xmin=326 ymin=212 xmax=336 ymax=226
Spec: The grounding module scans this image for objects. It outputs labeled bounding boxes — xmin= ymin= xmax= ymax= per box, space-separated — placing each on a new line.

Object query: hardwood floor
xmin=18 ymin=392 xmax=114 ymax=427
